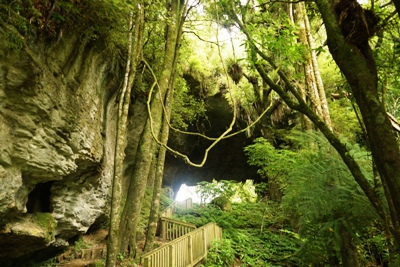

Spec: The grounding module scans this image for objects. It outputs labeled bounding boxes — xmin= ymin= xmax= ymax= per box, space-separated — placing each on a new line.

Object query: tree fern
xmin=245 ymin=131 xmax=388 ymax=265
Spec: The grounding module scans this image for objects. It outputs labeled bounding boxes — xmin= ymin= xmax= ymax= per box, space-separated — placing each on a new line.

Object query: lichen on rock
xmin=0 ymin=24 xmax=121 ymax=260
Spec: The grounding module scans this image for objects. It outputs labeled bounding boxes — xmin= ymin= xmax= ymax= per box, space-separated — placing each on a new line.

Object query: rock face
xmin=0 ymin=18 xmax=261 ymax=264
xmin=0 ymin=213 xmax=57 ymax=258
xmin=0 ymin=29 xmax=120 ymax=261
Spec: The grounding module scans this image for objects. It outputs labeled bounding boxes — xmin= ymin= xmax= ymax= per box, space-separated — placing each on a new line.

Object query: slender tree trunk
xmin=295 ymin=3 xmax=323 ymax=120
xmin=285 ymin=4 xmax=312 ymax=131
xmin=339 ymin=223 xmax=360 ymax=267
xmin=118 ymin=0 xmax=185 ymax=257
xmin=106 ymin=8 xmax=143 ymax=267
xmin=143 ymin=76 xmax=175 ymax=252
xmin=302 ymin=2 xmax=332 ymax=129
xmin=117 ymin=120 xmax=159 ymax=256
xmin=143 ymin=0 xmax=188 ymax=248
xmin=298 ymin=83 xmax=313 ymax=130
xmin=146 ymin=155 xmax=158 ymax=189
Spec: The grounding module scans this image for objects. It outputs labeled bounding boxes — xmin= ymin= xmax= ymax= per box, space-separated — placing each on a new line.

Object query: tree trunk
xmin=287 ymin=4 xmax=312 ymax=130
xmin=118 ymin=0 xmax=185 ymax=257
xmin=106 ymin=8 xmax=143 ymax=267
xmin=315 ymin=0 xmax=400 ymax=247
xmin=302 ymin=2 xmax=332 ymax=129
xmin=143 ymin=0 xmax=188 ymax=248
xmin=392 ymin=0 xmax=400 ymax=18
xmin=339 ymin=223 xmax=360 ymax=267
xmin=143 ymin=75 xmax=175 ymax=253
xmin=294 ymin=3 xmax=324 ymax=124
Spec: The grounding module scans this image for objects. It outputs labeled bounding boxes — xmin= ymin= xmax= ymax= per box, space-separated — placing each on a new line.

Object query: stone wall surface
xmin=0 ymin=30 xmax=120 ymax=259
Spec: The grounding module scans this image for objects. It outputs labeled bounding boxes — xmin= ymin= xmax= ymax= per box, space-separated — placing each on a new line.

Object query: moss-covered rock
xmin=0 ymin=213 xmax=57 ymax=258
xmin=211 ymin=196 xmax=232 ymax=211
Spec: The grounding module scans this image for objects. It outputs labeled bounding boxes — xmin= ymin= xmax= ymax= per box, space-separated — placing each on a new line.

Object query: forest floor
xmin=58 ymin=229 xmax=107 ymax=267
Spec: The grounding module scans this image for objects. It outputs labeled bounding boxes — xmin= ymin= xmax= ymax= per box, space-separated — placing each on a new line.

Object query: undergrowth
xmin=174 ymin=202 xmax=302 ymax=267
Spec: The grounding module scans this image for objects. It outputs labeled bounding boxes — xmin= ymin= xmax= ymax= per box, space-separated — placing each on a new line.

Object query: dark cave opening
xmin=26 ymin=182 xmax=52 ymax=213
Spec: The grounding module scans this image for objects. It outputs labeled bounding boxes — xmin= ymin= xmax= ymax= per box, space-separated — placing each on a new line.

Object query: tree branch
xmin=183 ymin=30 xmax=219 ymax=45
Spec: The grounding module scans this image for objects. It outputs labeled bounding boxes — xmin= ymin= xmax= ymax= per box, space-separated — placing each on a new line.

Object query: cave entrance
xmin=175 ymin=184 xmax=201 ymax=203
xmin=26 ymin=182 xmax=52 ymax=213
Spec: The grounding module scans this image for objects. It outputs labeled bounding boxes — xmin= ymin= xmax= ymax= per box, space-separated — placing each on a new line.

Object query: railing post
xmin=162 ymin=219 xmax=166 ymax=240
xmin=188 ymin=235 xmax=193 ymax=265
xmin=169 ymin=244 xmax=175 ymax=267
xmin=202 ymin=228 xmax=207 ymax=257
xmin=214 ymin=223 xmax=217 ymax=239
xmin=143 ymin=257 xmax=149 ymax=267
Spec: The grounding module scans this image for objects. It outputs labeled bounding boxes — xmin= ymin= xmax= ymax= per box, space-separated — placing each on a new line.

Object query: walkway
xmin=140 ymin=198 xmax=222 ymax=267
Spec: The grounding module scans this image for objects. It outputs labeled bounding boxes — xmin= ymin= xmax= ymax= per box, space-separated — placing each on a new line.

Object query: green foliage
xmin=174 ymin=204 xmax=224 ymax=227
xmin=73 ymin=237 xmax=91 ymax=253
xmin=329 ymin=98 xmax=362 ymax=142
xmin=245 ymin=131 xmax=389 ymax=265
xmin=244 ymin=137 xmax=297 ymax=193
xmin=0 ymin=0 xmax=132 ymax=51
xmin=171 ymin=75 xmax=206 ymax=130
xmin=196 ymin=180 xmax=234 ymax=204
xmin=279 ymin=133 xmax=379 ymax=227
xmin=32 ymin=212 xmax=57 ymax=243
xmin=202 ymin=239 xmax=236 ymax=267
xmin=232 ymin=229 xmax=301 ymax=267
xmin=195 ymin=180 xmax=257 ymax=204
xmin=174 ymin=202 xmax=301 ymax=266
xmin=160 ymin=186 xmax=174 ymax=210
xmin=365 ymin=3 xmax=400 ymax=121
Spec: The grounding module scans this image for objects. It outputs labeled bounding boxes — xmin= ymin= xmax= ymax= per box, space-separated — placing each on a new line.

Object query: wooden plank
xmin=188 ymin=235 xmax=193 ymax=265
xmin=160 ymin=217 xmax=197 ymax=228
xmin=141 ymin=222 xmax=222 ymax=267
xmin=169 ymin=244 xmax=175 ymax=267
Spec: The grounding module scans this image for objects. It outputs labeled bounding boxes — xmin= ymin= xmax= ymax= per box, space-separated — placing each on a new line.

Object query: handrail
xmin=159 ymin=198 xmax=193 ymax=218
xmin=176 ymin=198 xmax=193 ymax=210
xmin=141 ymin=222 xmax=222 ymax=267
xmin=160 ymin=217 xmax=196 ymax=240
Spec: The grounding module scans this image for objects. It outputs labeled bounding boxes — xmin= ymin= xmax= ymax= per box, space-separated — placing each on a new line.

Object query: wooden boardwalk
xmin=141 ymin=199 xmax=222 ymax=267
xmin=71 ymin=198 xmax=222 ymax=266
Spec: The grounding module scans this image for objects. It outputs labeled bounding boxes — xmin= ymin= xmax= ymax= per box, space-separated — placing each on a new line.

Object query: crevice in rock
xmin=26 ymin=182 xmax=53 ymax=213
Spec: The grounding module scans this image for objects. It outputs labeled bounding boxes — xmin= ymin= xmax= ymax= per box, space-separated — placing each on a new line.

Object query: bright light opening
xmin=175 ymin=184 xmax=202 ymax=204
xmin=175 ymin=180 xmax=258 ymax=204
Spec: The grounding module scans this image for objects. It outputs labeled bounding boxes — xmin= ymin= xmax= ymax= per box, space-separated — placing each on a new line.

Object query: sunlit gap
xmin=186 ymin=0 xmax=246 ymax=59
xmin=175 ymin=180 xmax=258 ymax=204
xmin=175 ymin=183 xmax=202 ymax=203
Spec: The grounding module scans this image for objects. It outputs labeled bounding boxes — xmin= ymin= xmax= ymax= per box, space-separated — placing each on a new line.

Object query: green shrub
xmin=202 ymin=239 xmax=235 ymax=267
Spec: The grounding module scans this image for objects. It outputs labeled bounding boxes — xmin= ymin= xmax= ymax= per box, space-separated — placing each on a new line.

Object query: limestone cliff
xmin=0 ymin=28 xmax=121 ymax=261
xmin=0 ymin=10 xmax=261 ymax=264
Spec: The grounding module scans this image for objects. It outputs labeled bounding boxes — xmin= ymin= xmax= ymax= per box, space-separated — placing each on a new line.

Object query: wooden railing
xmin=160 ymin=217 xmax=196 ymax=240
xmin=141 ymin=222 xmax=222 ymax=267
xmin=176 ymin=198 xmax=193 ymax=210
xmin=159 ymin=198 xmax=193 ymax=218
